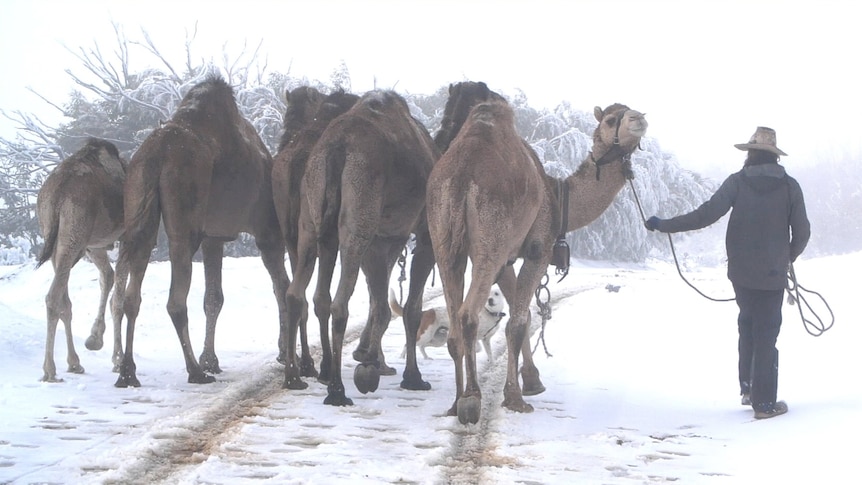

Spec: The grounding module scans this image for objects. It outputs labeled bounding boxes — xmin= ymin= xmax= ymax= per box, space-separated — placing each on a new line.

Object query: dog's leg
xmin=482 ymin=338 xmax=493 ymax=362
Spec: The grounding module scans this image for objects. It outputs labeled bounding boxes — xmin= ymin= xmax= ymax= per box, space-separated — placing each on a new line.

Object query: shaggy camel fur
xmin=36 ymin=138 xmax=126 ymax=382
xmin=283 ymin=90 xmax=440 ymax=406
xmin=115 ymin=74 xmax=290 ymax=387
xmin=427 ymin=97 xmax=647 ymax=424
xmin=272 ymin=87 xmax=359 ymax=381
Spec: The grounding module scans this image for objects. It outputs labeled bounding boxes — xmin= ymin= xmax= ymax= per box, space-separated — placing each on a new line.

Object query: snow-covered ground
xmin=0 ymin=250 xmax=857 ymax=484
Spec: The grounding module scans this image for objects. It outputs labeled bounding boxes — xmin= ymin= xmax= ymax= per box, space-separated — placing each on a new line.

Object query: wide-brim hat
xmin=734 ymin=126 xmax=787 ymax=156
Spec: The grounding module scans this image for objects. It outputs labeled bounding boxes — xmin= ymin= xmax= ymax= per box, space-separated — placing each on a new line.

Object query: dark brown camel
xmin=282 ymin=90 xmax=440 ymax=406
xmin=427 ymin=97 xmax=648 ymax=424
xmin=115 ymin=74 xmax=290 ymax=387
xmin=36 ymin=138 xmax=126 ymax=382
xmin=272 ymin=87 xmax=359 ymax=380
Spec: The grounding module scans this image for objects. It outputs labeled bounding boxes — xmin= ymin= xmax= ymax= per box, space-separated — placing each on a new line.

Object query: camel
xmin=272 ymin=86 xmax=359 ymax=380
xmin=282 ymin=90 xmax=440 ymax=406
xmin=35 ymin=138 xmax=126 ymax=382
xmin=115 ymin=74 xmax=290 ymax=387
xmin=426 ymin=96 xmax=648 ymax=424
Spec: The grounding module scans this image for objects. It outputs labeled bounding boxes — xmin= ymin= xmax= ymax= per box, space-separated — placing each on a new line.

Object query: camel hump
xmin=93 ymin=143 xmax=126 ymax=181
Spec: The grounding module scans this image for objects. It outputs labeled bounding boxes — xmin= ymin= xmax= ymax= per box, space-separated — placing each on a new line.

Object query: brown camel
xmin=115 ymin=74 xmax=290 ymax=387
xmin=433 ymin=81 xmax=551 ymax=401
xmin=35 ymin=138 xmax=126 ymax=382
xmin=283 ymin=90 xmax=440 ymax=406
xmin=426 ymin=96 xmax=648 ymax=424
xmin=272 ymin=87 xmax=359 ymax=380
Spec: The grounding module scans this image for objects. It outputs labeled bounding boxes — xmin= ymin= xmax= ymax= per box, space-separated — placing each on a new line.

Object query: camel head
xmin=591 ymin=104 xmax=648 ymax=165
xmin=435 ymin=81 xmax=505 ymax=152
xmin=279 ymin=86 xmax=325 ymax=151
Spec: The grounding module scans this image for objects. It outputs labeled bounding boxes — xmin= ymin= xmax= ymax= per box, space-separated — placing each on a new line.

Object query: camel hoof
xmin=379 ymin=363 xmax=397 ymax=376
xmin=522 ymin=382 xmax=546 ymax=396
xmin=115 ymin=374 xmax=141 ymax=388
xmin=354 ymin=363 xmax=380 ymax=394
xmin=85 ymin=334 xmax=104 ymax=351
xmin=323 ymin=392 xmax=354 ymax=407
xmin=276 ymin=353 xmax=286 ymax=365
xmin=198 ymin=353 xmax=222 ymax=374
xmin=67 ymin=363 xmax=85 ymax=374
xmin=188 ymin=373 xmax=216 ymax=384
xmin=40 ymin=374 xmax=63 ymax=383
xmin=446 ymin=403 xmax=458 ymax=417
xmin=300 ymin=360 xmax=319 ymax=379
xmin=457 ymin=396 xmax=481 ymax=425
xmin=520 ymin=365 xmax=545 ymax=396
xmin=352 ymin=348 xmax=371 ymax=362
xmin=400 ymin=372 xmax=431 ymax=391
xmin=283 ymin=376 xmax=309 ymax=390
xmin=502 ymin=395 xmax=534 ymax=414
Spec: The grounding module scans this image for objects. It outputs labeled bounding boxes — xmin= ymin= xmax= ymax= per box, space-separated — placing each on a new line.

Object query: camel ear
xmin=594 ymin=106 xmax=604 ymax=122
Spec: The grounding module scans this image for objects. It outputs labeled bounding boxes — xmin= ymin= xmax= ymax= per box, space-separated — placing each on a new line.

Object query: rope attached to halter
xmin=629 ymin=179 xmax=834 ymax=334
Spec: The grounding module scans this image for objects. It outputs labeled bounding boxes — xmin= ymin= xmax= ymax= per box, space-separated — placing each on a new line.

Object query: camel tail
xmin=36 ymin=216 xmax=58 ymax=268
xmin=123 ymin=136 xmax=164 ymax=253
xmin=318 ymin=141 xmax=348 ymax=231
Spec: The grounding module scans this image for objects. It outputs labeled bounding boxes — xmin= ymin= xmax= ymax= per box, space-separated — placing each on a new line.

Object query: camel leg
xmin=283 ymin=226 xmax=316 ymax=391
xmin=313 ymin=236 xmax=338 ymax=384
xmin=520 ymin=332 xmax=546 ymax=396
xmin=456 ymin=273 xmax=498 ymax=425
xmin=437 ymin=255 xmax=468 ymax=417
xmin=400 ymin=229 xmax=435 ymax=391
xmin=325 ymin=237 xmax=365 ymax=405
xmin=84 ymin=247 xmax=113 ymax=352
xmin=496 ymin=266 xmax=545 ymax=396
xmin=42 ymin=256 xmax=79 ymax=382
xmin=355 ymin=238 xmax=403 ymax=388
xmin=115 ymin=239 xmax=154 ymax=388
xmin=257 ymin=231 xmax=298 ymax=375
xmin=166 ymin=238 xmax=214 ymax=384
xmin=199 ymin=238 xmax=224 ymax=374
xmin=109 ymin=242 xmax=127 ymax=372
xmin=500 ymin=258 xmax=547 ymax=414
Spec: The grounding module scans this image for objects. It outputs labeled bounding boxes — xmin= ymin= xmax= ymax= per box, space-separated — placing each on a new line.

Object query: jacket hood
xmin=741 ymin=163 xmax=787 ymax=193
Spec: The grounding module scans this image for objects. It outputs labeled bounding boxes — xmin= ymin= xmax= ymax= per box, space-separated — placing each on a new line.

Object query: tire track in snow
xmin=106 ymin=325 xmax=365 ymax=485
xmin=442 ymin=284 xmax=597 ymax=484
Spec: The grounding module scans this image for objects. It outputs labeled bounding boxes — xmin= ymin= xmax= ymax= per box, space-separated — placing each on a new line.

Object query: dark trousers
xmin=733 ymin=284 xmax=784 ymax=410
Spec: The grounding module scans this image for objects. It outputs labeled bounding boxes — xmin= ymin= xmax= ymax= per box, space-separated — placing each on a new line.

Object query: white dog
xmin=390 ymin=286 xmax=507 ymax=361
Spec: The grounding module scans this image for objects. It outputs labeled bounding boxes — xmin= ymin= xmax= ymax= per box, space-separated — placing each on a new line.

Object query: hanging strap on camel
xmin=551 ymin=178 xmax=570 ymax=282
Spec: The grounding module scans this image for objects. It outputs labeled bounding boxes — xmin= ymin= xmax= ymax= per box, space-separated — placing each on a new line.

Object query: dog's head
xmin=485 ymin=286 xmax=506 ymax=313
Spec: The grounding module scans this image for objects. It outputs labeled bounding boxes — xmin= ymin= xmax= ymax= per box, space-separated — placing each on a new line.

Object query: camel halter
xmin=589 ymin=110 xmax=639 ymax=181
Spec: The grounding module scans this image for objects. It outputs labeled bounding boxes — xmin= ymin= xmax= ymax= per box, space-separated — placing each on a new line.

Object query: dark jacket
xmin=659 ymin=163 xmax=810 ymax=290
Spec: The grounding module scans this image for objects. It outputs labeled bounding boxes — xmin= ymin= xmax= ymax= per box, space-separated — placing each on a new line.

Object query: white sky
xmin=1 ymin=0 xmax=860 ymax=173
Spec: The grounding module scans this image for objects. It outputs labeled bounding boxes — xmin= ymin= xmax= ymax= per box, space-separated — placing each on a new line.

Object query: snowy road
xmin=2 ymin=255 xmax=858 ymax=484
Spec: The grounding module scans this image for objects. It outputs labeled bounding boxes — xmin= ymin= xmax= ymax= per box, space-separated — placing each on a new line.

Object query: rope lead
xmin=628 ymin=179 xmax=834 ymax=336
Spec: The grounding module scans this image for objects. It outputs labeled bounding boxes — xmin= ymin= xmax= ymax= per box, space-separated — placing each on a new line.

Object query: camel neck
xmin=560 ymin=158 xmax=629 ymax=231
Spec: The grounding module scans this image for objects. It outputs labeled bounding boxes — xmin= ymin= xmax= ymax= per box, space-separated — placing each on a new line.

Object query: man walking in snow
xmin=645 ymin=126 xmax=810 ymax=419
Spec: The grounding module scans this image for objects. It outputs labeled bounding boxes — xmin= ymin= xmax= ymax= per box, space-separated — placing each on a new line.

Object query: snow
xmin=0 ymin=251 xmax=858 ymax=484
